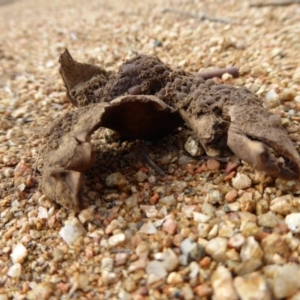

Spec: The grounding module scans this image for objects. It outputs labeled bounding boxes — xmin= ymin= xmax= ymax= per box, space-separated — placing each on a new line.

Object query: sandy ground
xmin=1 ymin=0 xmax=300 ymax=299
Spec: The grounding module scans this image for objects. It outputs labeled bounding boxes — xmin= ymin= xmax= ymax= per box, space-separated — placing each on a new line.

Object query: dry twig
xmin=198 ymin=155 xmax=231 ymax=163
xmin=162 ymin=8 xmax=240 ymax=24
xmin=249 ymin=0 xmax=300 ymax=7
xmin=139 ymin=149 xmax=165 ymax=176
xmin=197 ymin=66 xmax=239 ymax=79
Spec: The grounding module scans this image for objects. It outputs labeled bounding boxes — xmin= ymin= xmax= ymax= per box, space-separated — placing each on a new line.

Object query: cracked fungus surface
xmin=42 ymin=50 xmax=300 ymax=211
xmin=1 ymin=0 xmax=300 ymax=299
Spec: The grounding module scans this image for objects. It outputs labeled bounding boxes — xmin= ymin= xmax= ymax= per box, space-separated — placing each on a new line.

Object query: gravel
xmin=1 ymin=0 xmax=300 ymax=298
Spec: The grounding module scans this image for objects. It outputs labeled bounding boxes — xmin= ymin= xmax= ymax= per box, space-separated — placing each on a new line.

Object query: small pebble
xmin=140 ymin=205 xmax=158 ymax=218
xmin=184 ymin=137 xmax=204 ymax=156
xmin=159 ymin=194 xmax=176 ymax=205
xmin=285 ymin=213 xmax=300 ymax=233
xmin=239 ymin=64 xmax=251 ymax=75
xmin=207 ymin=224 xmax=219 ymax=239
xmin=205 ymin=189 xmax=223 ymax=205
xmin=257 ymin=211 xmax=278 ymax=228
xmin=225 ymin=189 xmax=238 ymax=202
xmin=30 ymin=230 xmax=41 ymax=239
xmin=271 ymin=47 xmax=283 ymax=58
xmin=102 ymin=270 xmax=117 ymax=284
xmin=211 ymin=265 xmax=238 ymax=300
xmin=206 ymin=159 xmax=221 ymax=170
xmin=159 ymin=248 xmax=179 ymax=272
xmin=117 ymin=289 xmax=131 ymax=300
xmin=14 ymin=160 xmax=32 ymax=178
xmin=226 ymin=161 xmax=239 ymax=174
xmin=189 ymin=243 xmax=206 ymax=261
xmin=27 ymin=283 xmax=54 ymax=299
xmin=197 ymin=223 xmax=210 ymax=238
xmin=148 ymin=175 xmax=156 ymax=184
xmin=205 ymin=237 xmax=228 ymax=262
xmin=180 ymin=238 xmax=197 ymax=256
xmin=163 ymin=217 xmax=177 ymax=235
xmin=136 ymin=241 xmax=150 ymax=258
xmin=167 ymin=272 xmax=183 ymax=284
xmin=240 ymin=221 xmax=260 ymax=237
xmin=271 ymin=264 xmax=300 ymax=299
xmin=194 ymin=283 xmax=213 ymax=297
xmin=69 ymin=274 xmax=90 ymax=296
xmin=234 ymin=272 xmax=271 ymax=300
xmin=78 ymin=206 xmax=95 ymax=224
xmin=7 ymin=263 xmax=21 ymax=278
xmin=181 ymin=285 xmax=194 ymax=300
xmin=123 ymin=278 xmax=137 ymax=292
xmin=101 ymin=257 xmax=114 ymax=273
xmin=264 ymin=89 xmax=280 ymax=108
xmin=37 ymin=206 xmax=48 ymax=219
xmin=182 ymin=205 xmax=197 ymax=218
xmin=222 ymin=73 xmax=233 ymax=81
xmin=10 ymin=243 xmax=28 ymax=264
xmin=150 ymin=192 xmax=160 ymax=204
xmin=279 ymin=88 xmax=297 ymax=102
xmin=293 ymin=70 xmax=300 ymax=83
xmin=199 ymin=256 xmax=211 ymax=269
xmin=59 ymin=218 xmax=87 ymax=245
xmin=227 ymin=202 xmax=240 ymax=211
xmin=219 ymin=223 xmax=234 ymax=238
xmin=108 ymin=233 xmax=126 ymax=248
xmin=193 ymin=211 xmax=211 ymax=223
xmin=146 ymin=260 xmax=167 ymax=279
xmin=261 ymin=233 xmax=291 ymax=264
xmin=105 ymin=219 xmax=120 ymax=234
xmin=232 ymin=173 xmax=252 ymax=190
xmin=125 ymin=195 xmax=138 ymax=208
xmin=105 ymin=172 xmax=127 ymax=187
xmin=178 ymin=155 xmax=197 ymax=165
xmin=240 ymin=236 xmax=263 ymax=262
xmin=135 ymin=170 xmax=148 ymax=182
xmin=4 ymin=168 xmax=14 ymax=178
xmin=189 ymin=261 xmax=200 ymax=279
xmin=201 ymin=202 xmax=217 ymax=216
xmin=179 ymin=254 xmax=188 ymax=266
xmin=139 ymin=221 xmax=157 ymax=234
xmin=270 ymin=195 xmax=294 ymax=215
xmin=115 ymin=253 xmax=129 ymax=266
xmin=228 ymin=234 xmax=245 ymax=250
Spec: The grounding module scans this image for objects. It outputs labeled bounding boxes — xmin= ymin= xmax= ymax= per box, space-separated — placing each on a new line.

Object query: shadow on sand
xmin=0 ymin=0 xmax=18 ymax=7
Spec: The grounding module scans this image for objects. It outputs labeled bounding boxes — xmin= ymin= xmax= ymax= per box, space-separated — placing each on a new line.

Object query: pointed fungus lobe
xmin=42 ymin=49 xmax=300 ymax=210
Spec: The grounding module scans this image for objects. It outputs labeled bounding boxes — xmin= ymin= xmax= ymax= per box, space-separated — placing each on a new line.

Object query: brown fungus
xmin=42 ymin=50 xmax=300 ymax=210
